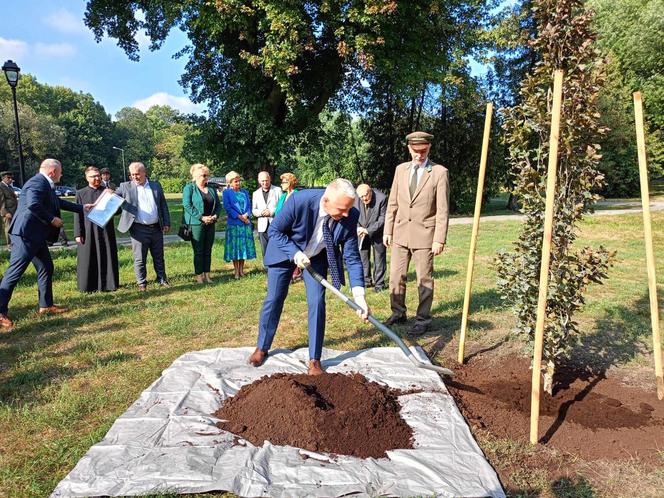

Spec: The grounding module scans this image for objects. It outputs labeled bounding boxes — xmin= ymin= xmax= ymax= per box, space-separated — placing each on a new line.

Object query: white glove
xmin=354 ymin=294 xmax=369 ymax=320
xmin=294 ymin=251 xmax=311 ymax=269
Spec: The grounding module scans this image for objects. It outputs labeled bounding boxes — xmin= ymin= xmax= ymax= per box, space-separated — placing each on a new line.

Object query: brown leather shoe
xmin=0 ymin=313 xmax=14 ymax=331
xmin=384 ymin=314 xmax=406 ymax=327
xmin=248 ymin=348 xmax=268 ymax=367
xmin=308 ymin=359 xmax=324 ymax=376
xmin=38 ymin=305 xmax=69 ymax=315
xmin=138 ymin=284 xmax=147 ymax=292
xmin=407 ymin=322 xmax=429 ymax=337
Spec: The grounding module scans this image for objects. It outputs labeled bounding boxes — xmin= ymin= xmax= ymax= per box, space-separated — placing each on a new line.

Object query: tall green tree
xmin=294 ymin=110 xmax=369 ymax=186
xmin=113 ymin=107 xmax=155 ymax=171
xmin=0 ymin=102 xmax=66 ymax=174
xmin=590 ymin=0 xmax=664 ymax=191
xmin=496 ymin=0 xmax=612 ymax=394
xmin=146 ymin=106 xmax=193 ymax=180
xmin=0 ymin=75 xmax=115 ymax=186
xmin=85 ymin=0 xmax=489 ymax=176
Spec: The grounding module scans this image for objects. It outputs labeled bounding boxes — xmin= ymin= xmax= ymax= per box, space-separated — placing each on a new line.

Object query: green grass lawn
xmin=0 ymin=208 xmax=663 ymax=497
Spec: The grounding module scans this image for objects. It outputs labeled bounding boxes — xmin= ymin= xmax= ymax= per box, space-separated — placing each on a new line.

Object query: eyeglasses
xmin=200 ymin=174 xmax=209 ymax=177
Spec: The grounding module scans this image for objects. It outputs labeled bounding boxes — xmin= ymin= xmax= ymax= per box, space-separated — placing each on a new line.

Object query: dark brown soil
xmin=447 ymin=354 xmax=664 ymax=465
xmin=215 ymin=372 xmax=413 ymax=459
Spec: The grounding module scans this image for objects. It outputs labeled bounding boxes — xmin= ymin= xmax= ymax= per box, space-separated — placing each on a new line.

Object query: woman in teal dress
xmin=222 ymin=170 xmax=256 ymax=278
xmin=275 ymin=172 xmax=302 ymax=282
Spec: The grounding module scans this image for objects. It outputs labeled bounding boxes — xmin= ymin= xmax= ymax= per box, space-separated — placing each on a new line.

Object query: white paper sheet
xmin=51 ymin=347 xmax=505 ymax=497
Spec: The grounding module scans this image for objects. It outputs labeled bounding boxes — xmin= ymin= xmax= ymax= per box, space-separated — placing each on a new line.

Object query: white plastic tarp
xmin=51 ymin=346 xmax=505 ymax=497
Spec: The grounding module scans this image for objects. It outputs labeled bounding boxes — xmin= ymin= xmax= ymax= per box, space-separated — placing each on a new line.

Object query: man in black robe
xmin=74 ymin=166 xmax=120 ymax=292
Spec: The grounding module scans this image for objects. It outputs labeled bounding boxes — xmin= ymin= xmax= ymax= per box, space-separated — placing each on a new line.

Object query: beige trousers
xmin=389 ymin=243 xmax=433 ymax=325
xmin=1 ymin=214 xmax=11 ymax=247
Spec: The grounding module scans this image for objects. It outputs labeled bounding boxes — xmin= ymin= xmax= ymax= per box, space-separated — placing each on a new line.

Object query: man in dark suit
xmin=354 ymin=183 xmax=387 ymax=292
xmin=115 ymin=162 xmax=171 ymax=291
xmin=0 ymin=159 xmax=93 ymax=330
xmin=248 ymin=179 xmax=370 ymax=375
xmin=0 ymin=171 xmax=18 ymax=249
xmin=100 ymin=168 xmax=116 ymax=190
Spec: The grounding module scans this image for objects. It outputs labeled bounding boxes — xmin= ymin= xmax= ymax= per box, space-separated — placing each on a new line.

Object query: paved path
xmin=449 ymin=200 xmax=664 ymax=225
xmin=43 ymin=200 xmax=664 ymax=251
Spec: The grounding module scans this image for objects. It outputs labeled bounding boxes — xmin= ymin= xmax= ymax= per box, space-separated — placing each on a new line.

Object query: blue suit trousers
xmin=0 ymin=235 xmax=54 ymax=314
xmin=257 ymin=251 xmax=329 ymax=360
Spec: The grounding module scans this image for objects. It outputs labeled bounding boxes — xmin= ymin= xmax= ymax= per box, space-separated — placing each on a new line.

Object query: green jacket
xmin=182 ymin=182 xmax=222 ymax=225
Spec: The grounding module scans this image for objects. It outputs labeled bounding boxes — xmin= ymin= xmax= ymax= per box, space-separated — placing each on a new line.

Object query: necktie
xmin=322 ymin=215 xmax=342 ymax=289
xmin=409 ymin=164 xmax=419 ymax=198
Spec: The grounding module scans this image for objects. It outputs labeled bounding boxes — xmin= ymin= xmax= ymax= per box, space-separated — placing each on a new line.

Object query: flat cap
xmin=0 ymin=171 xmax=13 ymax=177
xmin=406 ymin=131 xmax=434 ymax=145
xmin=100 ymin=167 xmax=110 ymax=174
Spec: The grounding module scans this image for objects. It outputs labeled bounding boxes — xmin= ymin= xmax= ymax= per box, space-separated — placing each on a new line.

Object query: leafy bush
xmin=158 ymin=177 xmax=187 ymax=194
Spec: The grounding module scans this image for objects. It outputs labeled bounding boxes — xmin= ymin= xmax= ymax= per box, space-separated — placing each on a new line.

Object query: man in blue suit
xmin=0 ymin=159 xmax=94 ymax=330
xmin=248 ymin=178 xmax=370 ymax=375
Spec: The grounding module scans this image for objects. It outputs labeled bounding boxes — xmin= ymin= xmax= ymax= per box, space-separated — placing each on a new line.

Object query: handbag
xmin=178 ymin=223 xmax=192 ymax=241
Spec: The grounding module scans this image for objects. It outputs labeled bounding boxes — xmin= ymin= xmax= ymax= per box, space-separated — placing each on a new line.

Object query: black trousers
xmin=360 ymin=233 xmax=386 ymax=289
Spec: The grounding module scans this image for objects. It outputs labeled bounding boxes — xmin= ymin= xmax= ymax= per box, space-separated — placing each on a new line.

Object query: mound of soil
xmin=447 ymin=354 xmax=664 ymax=464
xmin=215 ymin=372 xmax=413 ymax=459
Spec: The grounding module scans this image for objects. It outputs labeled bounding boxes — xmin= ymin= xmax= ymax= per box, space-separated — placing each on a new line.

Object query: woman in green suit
xmin=182 ymin=163 xmax=222 ymax=283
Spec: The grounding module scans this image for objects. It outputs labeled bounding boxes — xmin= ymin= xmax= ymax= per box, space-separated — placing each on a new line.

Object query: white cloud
xmin=132 ymin=92 xmax=205 ymax=114
xmin=135 ymin=31 xmax=151 ymax=51
xmin=0 ymin=37 xmax=29 ymax=60
xmin=42 ymin=9 xmax=87 ymax=35
xmin=133 ymin=9 xmax=151 ymax=51
xmin=34 ymin=42 xmax=77 ymax=58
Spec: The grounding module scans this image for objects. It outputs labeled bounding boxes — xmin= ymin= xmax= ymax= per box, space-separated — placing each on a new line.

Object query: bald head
xmin=40 ymin=158 xmax=63 ymax=182
xmin=258 ymin=171 xmax=271 ymax=191
xmin=356 ymin=183 xmax=372 ymax=205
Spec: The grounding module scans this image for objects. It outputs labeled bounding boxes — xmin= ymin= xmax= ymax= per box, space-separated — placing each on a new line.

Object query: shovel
xmin=304 ymin=264 xmax=454 ymax=377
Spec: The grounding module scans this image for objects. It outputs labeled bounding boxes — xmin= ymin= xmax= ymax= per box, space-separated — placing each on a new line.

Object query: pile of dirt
xmin=215 ymin=372 xmax=413 ymax=459
xmin=447 ymin=354 xmax=664 ymax=464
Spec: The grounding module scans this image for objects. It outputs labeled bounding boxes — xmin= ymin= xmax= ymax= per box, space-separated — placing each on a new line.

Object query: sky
xmin=0 ymin=0 xmax=204 ymax=118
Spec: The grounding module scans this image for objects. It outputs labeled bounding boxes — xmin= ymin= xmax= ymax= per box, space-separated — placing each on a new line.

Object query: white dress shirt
xmin=303 ymin=197 xmax=365 ymax=298
xmin=40 ymin=172 xmax=55 ymax=189
xmin=135 ymin=180 xmax=159 ymax=225
xmin=409 ymin=158 xmax=428 ymax=188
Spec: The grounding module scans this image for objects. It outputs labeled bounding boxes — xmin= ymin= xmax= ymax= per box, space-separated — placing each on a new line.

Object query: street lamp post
xmin=2 ymin=60 xmax=25 ymax=186
xmin=112 ymin=146 xmax=126 ymax=182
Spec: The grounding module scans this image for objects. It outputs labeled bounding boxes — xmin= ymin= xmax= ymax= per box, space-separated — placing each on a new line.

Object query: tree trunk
xmin=543 ymin=360 xmax=555 ymax=395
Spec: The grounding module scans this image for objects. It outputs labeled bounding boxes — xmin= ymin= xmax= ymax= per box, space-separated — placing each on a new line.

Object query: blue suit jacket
xmin=265 ymin=189 xmax=364 ymax=288
xmin=9 ymin=173 xmax=83 ymax=244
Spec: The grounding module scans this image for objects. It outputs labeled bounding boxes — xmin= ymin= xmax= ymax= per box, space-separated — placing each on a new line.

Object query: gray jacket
xmin=115 ymin=180 xmax=171 ymax=233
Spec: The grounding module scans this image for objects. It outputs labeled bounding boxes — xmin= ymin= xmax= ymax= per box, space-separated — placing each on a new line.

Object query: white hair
xmin=129 ymin=162 xmax=146 ymax=173
xmin=40 ymin=158 xmax=62 ymax=171
xmin=326 ymin=178 xmax=357 ymax=200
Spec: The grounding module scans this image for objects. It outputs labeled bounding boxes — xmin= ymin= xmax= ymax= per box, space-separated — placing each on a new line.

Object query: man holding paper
xmin=74 ymin=166 xmax=120 ymax=292
xmin=115 ymin=162 xmax=171 ymax=291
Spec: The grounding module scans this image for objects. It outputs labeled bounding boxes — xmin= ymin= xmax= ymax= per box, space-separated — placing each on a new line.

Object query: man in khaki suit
xmin=0 ymin=171 xmax=18 ymax=249
xmin=383 ymin=131 xmax=449 ymax=336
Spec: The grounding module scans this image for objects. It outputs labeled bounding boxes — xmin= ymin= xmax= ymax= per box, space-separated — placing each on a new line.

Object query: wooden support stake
xmin=458 ymin=102 xmax=493 ymax=364
xmin=530 ymin=69 xmax=564 ymax=445
xmin=634 ymin=91 xmax=663 ymax=400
